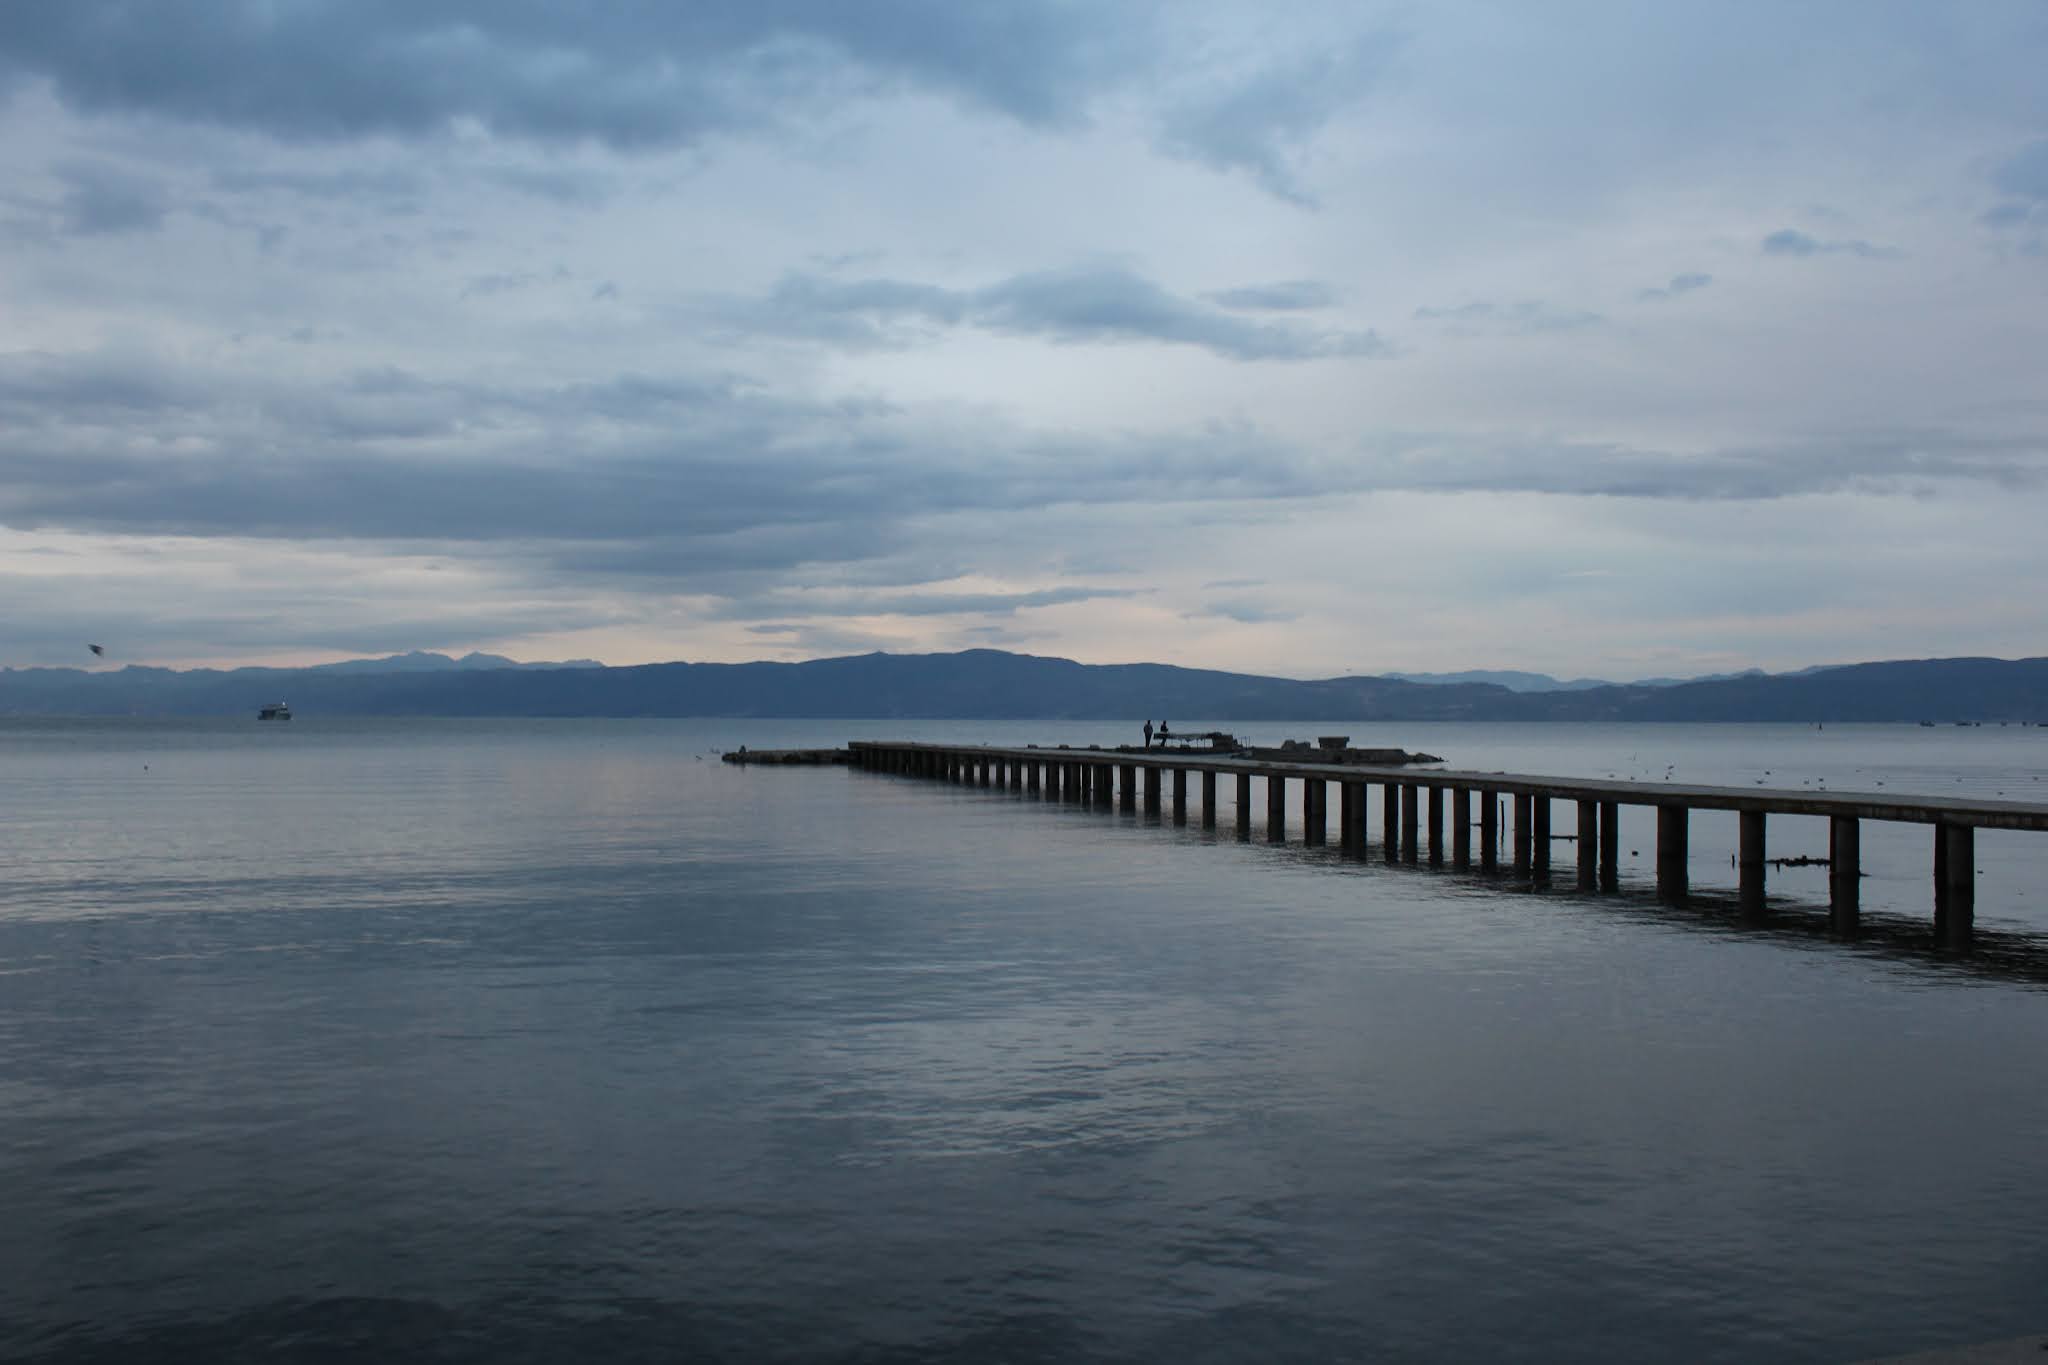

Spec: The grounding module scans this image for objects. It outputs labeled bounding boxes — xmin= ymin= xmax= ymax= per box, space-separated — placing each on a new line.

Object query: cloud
xmin=1638 ymin=272 xmax=1712 ymax=301
xmin=707 ymin=264 xmax=1388 ymax=361
xmin=1203 ymin=280 xmax=1339 ymax=311
xmin=1992 ymin=140 xmax=2048 ymax=201
xmin=1192 ymin=600 xmax=1298 ymax=624
xmin=1349 ymin=430 xmax=2048 ymax=500
xmin=1411 ymin=300 xmax=1603 ymax=333
xmin=714 ymin=586 xmax=1142 ymax=620
xmin=1157 ymin=31 xmax=1402 ymax=205
xmin=0 ymin=1 xmax=1147 ymax=148
xmin=1760 ymin=228 xmax=1901 ymax=259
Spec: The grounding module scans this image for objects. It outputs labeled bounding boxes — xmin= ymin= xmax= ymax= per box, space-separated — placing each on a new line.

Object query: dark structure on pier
xmin=845 ymin=742 xmax=2048 ymax=947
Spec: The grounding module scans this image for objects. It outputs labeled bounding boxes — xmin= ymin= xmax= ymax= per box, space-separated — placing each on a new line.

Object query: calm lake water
xmin=3 ymin=717 xmax=2046 ymax=1363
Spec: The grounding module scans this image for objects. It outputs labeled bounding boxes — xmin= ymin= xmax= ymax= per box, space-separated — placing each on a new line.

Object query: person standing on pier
xmin=1143 ymin=720 xmax=1154 ymax=749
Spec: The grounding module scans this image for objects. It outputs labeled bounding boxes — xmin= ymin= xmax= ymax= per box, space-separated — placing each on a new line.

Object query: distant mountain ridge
xmin=5 ymin=649 xmax=2046 ymax=722
xmin=303 ymin=651 xmax=604 ymax=674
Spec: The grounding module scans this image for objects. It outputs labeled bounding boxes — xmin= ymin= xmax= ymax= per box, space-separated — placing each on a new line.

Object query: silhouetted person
xmin=1143 ymin=720 xmax=1154 ymax=749
xmin=1158 ymin=721 xmax=1172 ymax=744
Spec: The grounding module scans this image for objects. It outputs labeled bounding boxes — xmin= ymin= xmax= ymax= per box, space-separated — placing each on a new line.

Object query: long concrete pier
xmin=848 ymin=742 xmax=2048 ymax=946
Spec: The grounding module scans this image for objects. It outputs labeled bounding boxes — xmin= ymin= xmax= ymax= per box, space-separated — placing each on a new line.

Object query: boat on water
xmin=257 ymin=702 xmax=292 ymax=721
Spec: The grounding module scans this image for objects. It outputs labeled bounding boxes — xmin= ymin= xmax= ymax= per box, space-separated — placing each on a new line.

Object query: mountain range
xmin=6 ymin=650 xmax=2047 ymax=722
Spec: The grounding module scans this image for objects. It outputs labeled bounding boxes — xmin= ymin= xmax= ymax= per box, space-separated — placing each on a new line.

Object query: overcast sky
xmin=3 ymin=1 xmax=2046 ymax=678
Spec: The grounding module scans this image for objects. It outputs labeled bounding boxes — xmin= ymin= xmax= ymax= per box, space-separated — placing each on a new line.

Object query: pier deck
xmin=848 ymin=741 xmax=2048 ymax=945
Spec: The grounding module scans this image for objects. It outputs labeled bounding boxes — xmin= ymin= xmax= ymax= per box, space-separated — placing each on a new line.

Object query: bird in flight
xmin=88 ymin=644 xmax=105 ymax=657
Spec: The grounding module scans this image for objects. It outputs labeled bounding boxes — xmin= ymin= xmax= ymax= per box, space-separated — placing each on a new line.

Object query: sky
xmin=2 ymin=1 xmax=2046 ymax=680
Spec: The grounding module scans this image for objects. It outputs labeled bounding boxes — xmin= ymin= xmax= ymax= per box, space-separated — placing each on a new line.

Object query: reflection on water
xmin=2 ymin=718 xmax=2046 ymax=1363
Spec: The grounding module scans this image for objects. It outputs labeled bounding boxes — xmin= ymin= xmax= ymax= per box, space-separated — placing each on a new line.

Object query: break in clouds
xmin=1 ymin=1 xmax=2046 ymax=675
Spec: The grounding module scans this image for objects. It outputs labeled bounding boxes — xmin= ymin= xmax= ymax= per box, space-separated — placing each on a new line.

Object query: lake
xmin=2 ymin=717 xmax=2045 ymax=1362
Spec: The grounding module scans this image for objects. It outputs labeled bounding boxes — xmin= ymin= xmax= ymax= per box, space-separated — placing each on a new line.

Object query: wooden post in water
xmin=1339 ymin=782 xmax=1356 ymax=851
xmin=1026 ymin=760 xmax=1040 ymax=794
xmin=1400 ymin=784 xmax=1420 ymax=864
xmin=1829 ymin=816 xmax=1859 ymax=931
xmin=1304 ymin=779 xmax=1325 ymax=845
xmin=1938 ymin=823 xmax=1974 ymax=946
xmin=1452 ymin=788 xmax=1472 ymax=868
xmin=1512 ymin=793 xmax=1532 ymax=874
xmin=1479 ymin=789 xmax=1498 ymax=871
xmin=1173 ymin=768 xmax=1188 ymax=825
xmin=1738 ymin=810 xmax=1765 ymax=912
xmin=1531 ymin=798 xmax=1551 ymax=877
xmin=1120 ymin=764 xmax=1137 ymax=812
xmin=1577 ymin=800 xmax=1598 ymax=889
xmin=1656 ymin=804 xmax=1688 ymax=901
xmin=1267 ymin=775 xmax=1286 ymax=843
xmin=1382 ymin=782 xmax=1399 ymax=864
xmin=1096 ymin=762 xmax=1113 ymax=807
xmin=1427 ymin=786 xmax=1445 ymax=867
xmin=1143 ymin=766 xmax=1161 ymax=815
xmin=1599 ymin=802 xmax=1619 ymax=891
xmin=1201 ymin=770 xmax=1217 ymax=829
xmin=1235 ymin=773 xmax=1252 ymax=838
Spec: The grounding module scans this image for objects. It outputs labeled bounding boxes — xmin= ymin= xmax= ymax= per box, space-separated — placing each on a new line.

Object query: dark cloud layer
xmin=1761 ymin=229 xmax=1899 ymax=260
xmin=715 ymin=265 xmax=1386 ymax=360
xmin=0 ymin=1 xmax=1142 ymax=146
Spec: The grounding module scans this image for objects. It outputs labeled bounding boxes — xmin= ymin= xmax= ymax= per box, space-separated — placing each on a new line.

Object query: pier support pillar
xmin=1235 ymin=773 xmax=1252 ymax=838
xmin=1599 ymin=802 xmax=1620 ymax=891
xmin=1829 ymin=816 xmax=1859 ymax=932
xmin=1011 ymin=761 xmax=1023 ymax=792
xmin=1026 ymin=761 xmax=1040 ymax=794
xmin=1400 ymin=784 xmax=1420 ymax=864
xmin=1532 ymin=798 xmax=1551 ymax=878
xmin=1096 ymin=763 xmax=1114 ymax=808
xmin=1339 ymin=782 xmax=1356 ymax=851
xmin=1201 ymin=770 xmax=1217 ymax=829
xmin=1479 ymin=790 xmax=1498 ymax=872
xmin=1382 ymin=782 xmax=1399 ymax=864
xmin=1512 ymin=794 xmax=1532 ymax=874
xmin=1577 ymin=800 xmax=1598 ymax=889
xmin=1120 ymin=764 xmax=1137 ymax=812
xmin=1143 ymin=766 xmax=1161 ymax=816
xmin=1304 ymin=779 xmax=1325 ymax=845
xmin=1452 ymin=789 xmax=1472 ymax=868
xmin=1656 ymin=804 xmax=1688 ymax=902
xmin=1937 ymin=823 xmax=1974 ymax=946
xmin=1267 ymin=775 xmax=1286 ymax=843
xmin=1173 ymin=768 xmax=1188 ymax=825
xmin=1349 ymin=783 xmax=1370 ymax=854
xmin=1738 ymin=810 xmax=1765 ymax=913
xmin=1427 ymin=786 xmax=1444 ymax=867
